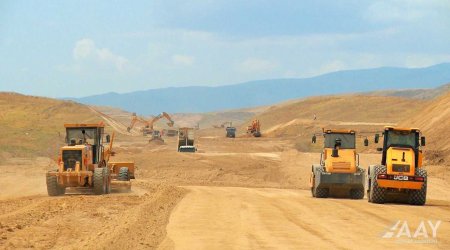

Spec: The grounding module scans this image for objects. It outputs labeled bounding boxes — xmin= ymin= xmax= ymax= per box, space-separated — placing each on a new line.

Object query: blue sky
xmin=1 ymin=0 xmax=450 ymax=97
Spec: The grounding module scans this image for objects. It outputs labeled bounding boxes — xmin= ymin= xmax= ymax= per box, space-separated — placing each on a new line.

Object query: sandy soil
xmin=1 ymin=129 xmax=449 ymax=249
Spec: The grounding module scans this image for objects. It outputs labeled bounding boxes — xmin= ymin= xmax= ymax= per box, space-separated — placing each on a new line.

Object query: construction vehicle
xmin=226 ymin=127 xmax=236 ymax=138
xmin=367 ymin=126 xmax=427 ymax=205
xmin=166 ymin=129 xmax=178 ymax=137
xmin=178 ymin=127 xmax=196 ymax=152
xmin=310 ymin=129 xmax=366 ymax=199
xmin=150 ymin=130 xmax=164 ymax=142
xmin=247 ymin=119 xmax=261 ymax=137
xmin=127 ymin=112 xmax=175 ymax=138
xmin=46 ymin=123 xmax=135 ymax=196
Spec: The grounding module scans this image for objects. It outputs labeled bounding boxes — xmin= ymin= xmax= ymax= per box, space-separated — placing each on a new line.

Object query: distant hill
xmin=365 ymin=83 xmax=450 ymax=100
xmin=71 ymin=63 xmax=450 ymax=115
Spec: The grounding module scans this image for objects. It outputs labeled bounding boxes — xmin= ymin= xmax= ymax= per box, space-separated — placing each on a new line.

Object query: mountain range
xmin=71 ymin=63 xmax=450 ymax=115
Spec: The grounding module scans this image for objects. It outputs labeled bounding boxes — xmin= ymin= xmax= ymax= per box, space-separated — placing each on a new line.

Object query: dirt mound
xmin=0 ymin=93 xmax=101 ymax=160
xmin=401 ymin=91 xmax=450 ymax=165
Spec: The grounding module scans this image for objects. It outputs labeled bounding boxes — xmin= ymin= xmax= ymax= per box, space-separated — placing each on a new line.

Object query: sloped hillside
xmin=401 ymin=91 xmax=450 ymax=165
xmin=0 ymin=93 xmax=101 ymax=161
xmin=243 ymin=95 xmax=426 ymax=137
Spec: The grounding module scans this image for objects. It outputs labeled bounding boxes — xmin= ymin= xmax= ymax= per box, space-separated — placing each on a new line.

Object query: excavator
xmin=247 ymin=119 xmax=261 ymax=137
xmin=127 ymin=112 xmax=175 ymax=141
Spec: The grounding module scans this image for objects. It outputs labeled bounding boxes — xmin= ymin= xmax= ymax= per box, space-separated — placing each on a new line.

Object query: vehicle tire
xmin=369 ymin=165 xmax=387 ymax=204
xmin=350 ymin=188 xmax=364 ymax=199
xmin=104 ymin=167 xmax=111 ymax=194
xmin=46 ymin=173 xmax=65 ymax=196
xmin=93 ymin=168 xmax=106 ymax=195
xmin=314 ymin=187 xmax=329 ymax=198
xmin=118 ymin=167 xmax=129 ymax=181
xmin=310 ymin=168 xmax=316 ymax=197
xmin=408 ymin=168 xmax=427 ymax=205
xmin=313 ymin=167 xmax=329 ymax=198
xmin=367 ymin=166 xmax=372 ymax=202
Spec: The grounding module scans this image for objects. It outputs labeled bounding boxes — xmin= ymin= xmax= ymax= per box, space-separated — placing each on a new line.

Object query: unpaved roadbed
xmin=0 ymin=183 xmax=186 ymax=249
xmin=161 ymin=186 xmax=450 ymax=250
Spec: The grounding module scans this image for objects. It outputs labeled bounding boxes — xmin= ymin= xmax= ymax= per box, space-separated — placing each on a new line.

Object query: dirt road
xmin=162 ymin=186 xmax=450 ymax=250
xmin=1 ymin=129 xmax=449 ymax=249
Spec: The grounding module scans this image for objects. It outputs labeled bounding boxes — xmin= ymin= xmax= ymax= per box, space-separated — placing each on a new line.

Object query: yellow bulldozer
xmin=46 ymin=123 xmax=135 ymax=196
xmin=367 ymin=126 xmax=427 ymax=205
xmin=310 ymin=129 xmax=366 ymax=199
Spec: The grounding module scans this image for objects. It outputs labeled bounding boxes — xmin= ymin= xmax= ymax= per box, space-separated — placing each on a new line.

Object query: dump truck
xmin=367 ymin=126 xmax=427 ymax=205
xmin=177 ymin=127 xmax=196 ymax=152
xmin=226 ymin=127 xmax=236 ymax=138
xmin=310 ymin=129 xmax=366 ymax=199
xmin=247 ymin=119 xmax=261 ymax=137
xmin=46 ymin=123 xmax=135 ymax=196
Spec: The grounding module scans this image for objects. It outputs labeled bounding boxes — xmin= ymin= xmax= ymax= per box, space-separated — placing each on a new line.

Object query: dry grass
xmin=0 ymin=93 xmax=100 ymax=160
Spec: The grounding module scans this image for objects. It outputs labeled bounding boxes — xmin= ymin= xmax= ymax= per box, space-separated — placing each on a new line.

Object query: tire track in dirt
xmin=162 ymin=186 xmax=450 ymax=250
xmin=0 ymin=184 xmax=186 ymax=250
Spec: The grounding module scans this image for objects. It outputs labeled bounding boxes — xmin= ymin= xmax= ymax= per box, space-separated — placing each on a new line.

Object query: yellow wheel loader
xmin=367 ymin=127 xmax=427 ymax=205
xmin=310 ymin=129 xmax=366 ymax=199
xmin=46 ymin=123 xmax=135 ymax=196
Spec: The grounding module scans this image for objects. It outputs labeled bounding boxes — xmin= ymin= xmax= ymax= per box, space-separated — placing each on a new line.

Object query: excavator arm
xmin=161 ymin=112 xmax=175 ymax=127
xmin=127 ymin=113 xmax=150 ymax=132
xmin=148 ymin=112 xmax=175 ymax=130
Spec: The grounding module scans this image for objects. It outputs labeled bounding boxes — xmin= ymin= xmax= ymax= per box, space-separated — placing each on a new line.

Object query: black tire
xmin=408 ymin=168 xmax=427 ymax=205
xmin=104 ymin=167 xmax=111 ymax=194
xmin=369 ymin=165 xmax=387 ymax=204
xmin=350 ymin=189 xmax=364 ymax=199
xmin=310 ymin=166 xmax=316 ymax=197
xmin=46 ymin=173 xmax=65 ymax=196
xmin=314 ymin=187 xmax=329 ymax=198
xmin=349 ymin=167 xmax=365 ymax=199
xmin=118 ymin=167 xmax=129 ymax=181
xmin=367 ymin=166 xmax=372 ymax=202
xmin=93 ymin=168 xmax=107 ymax=195
xmin=313 ymin=167 xmax=329 ymax=198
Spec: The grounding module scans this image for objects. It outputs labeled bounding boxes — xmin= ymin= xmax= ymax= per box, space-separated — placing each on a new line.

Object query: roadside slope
xmin=401 ymin=91 xmax=450 ymax=165
xmin=0 ymin=92 xmax=100 ymax=160
xmin=241 ymin=95 xmax=425 ymax=137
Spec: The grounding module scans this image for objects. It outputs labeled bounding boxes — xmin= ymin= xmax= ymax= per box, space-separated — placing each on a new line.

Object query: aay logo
xmin=382 ymin=220 xmax=441 ymax=244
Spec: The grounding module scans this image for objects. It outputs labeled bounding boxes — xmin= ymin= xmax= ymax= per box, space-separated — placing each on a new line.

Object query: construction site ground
xmin=1 ymin=132 xmax=449 ymax=250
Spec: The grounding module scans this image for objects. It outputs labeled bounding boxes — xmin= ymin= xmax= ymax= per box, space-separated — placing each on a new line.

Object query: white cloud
xmin=72 ymin=38 xmax=132 ymax=72
xmin=97 ymin=48 xmax=129 ymax=71
xmin=236 ymin=58 xmax=278 ymax=73
xmin=172 ymin=54 xmax=195 ymax=66
xmin=73 ymin=39 xmax=95 ymax=60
